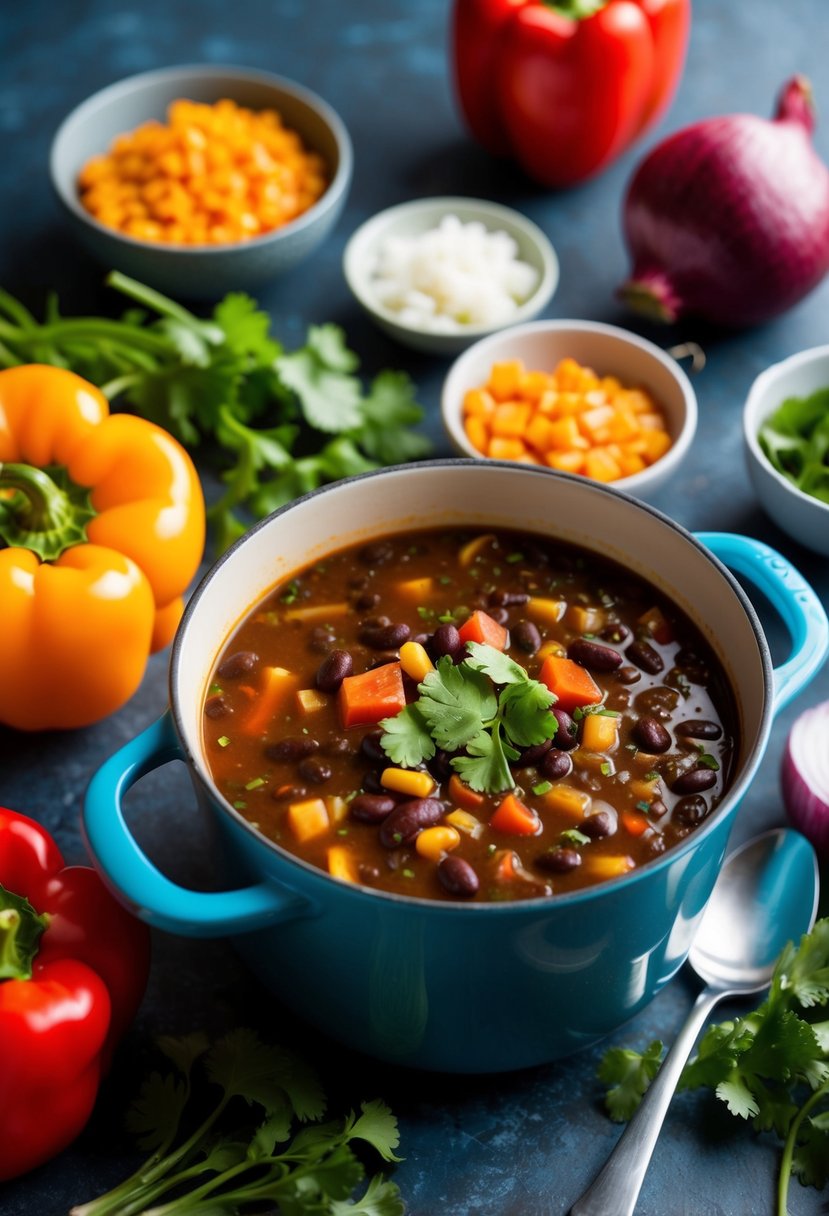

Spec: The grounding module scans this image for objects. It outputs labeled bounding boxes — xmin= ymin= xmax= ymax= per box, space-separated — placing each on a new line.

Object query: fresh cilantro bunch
xmin=599 ymin=919 xmax=829 ymax=1215
xmin=380 ymin=641 xmax=557 ymax=793
xmin=71 ymin=1028 xmax=403 ymax=1216
xmin=0 ymin=274 xmax=431 ymax=553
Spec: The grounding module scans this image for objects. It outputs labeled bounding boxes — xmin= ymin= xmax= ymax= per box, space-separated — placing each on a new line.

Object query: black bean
xmin=552 ymin=707 xmax=578 ymax=751
xmin=349 ymin=575 xmax=370 ymax=591
xmin=632 ymin=716 xmax=672 ymax=753
xmin=360 ymin=541 xmax=394 ymax=566
xmin=358 ymin=862 xmax=382 ymax=883
xmin=322 ymin=735 xmax=353 ymax=756
xmin=616 ymin=666 xmax=642 ymax=685
xmin=601 ymin=623 xmax=631 ymax=645
xmin=298 ymin=757 xmax=333 ymax=785
xmin=315 ymin=649 xmax=353 ymax=693
xmin=354 ymin=591 xmax=381 ymax=611
xmin=437 ymin=855 xmax=480 ymax=897
xmin=626 ymin=640 xmax=664 ymax=674
xmin=361 ymin=731 xmax=387 ymax=764
xmin=428 ymin=748 xmax=455 ymax=782
xmin=350 ymin=794 xmax=397 ymax=823
xmin=489 ymin=588 xmax=530 ymax=607
xmin=635 ymin=686 xmax=679 ymax=719
xmin=673 ymin=795 xmax=709 ymax=826
xmin=431 ymin=622 xmax=463 ymax=661
xmin=676 ymin=719 xmax=723 ymax=741
xmin=568 ymin=638 xmax=623 ymax=672
xmin=362 ymin=771 xmax=386 ymax=795
xmin=360 ymin=622 xmax=411 ymax=649
xmin=513 ymin=738 xmax=554 ymax=769
xmin=379 ymin=798 xmax=444 ymax=848
xmin=671 ymin=767 xmax=717 ymax=795
xmin=367 ymin=652 xmax=402 ymax=670
xmin=645 ymin=835 xmax=667 ymax=857
xmin=272 ymin=784 xmax=307 ymax=801
xmin=649 ymin=798 xmax=668 ymax=819
xmin=217 ymin=650 xmax=258 ymax=679
xmin=540 ymin=749 xmax=573 ymax=781
xmin=204 ymin=695 xmax=230 ymax=719
xmin=361 ymin=614 xmax=391 ymax=630
xmin=581 ymin=809 xmax=617 ymax=839
xmin=488 ymin=606 xmax=509 ymax=626
xmin=308 ymin=626 xmax=336 ymax=654
xmin=266 ymin=736 xmax=319 ymax=761
xmin=512 ymin=620 xmax=541 ymax=655
xmin=535 ymin=847 xmax=582 ymax=874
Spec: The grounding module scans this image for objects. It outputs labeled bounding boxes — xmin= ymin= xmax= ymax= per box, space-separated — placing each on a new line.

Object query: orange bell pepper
xmin=0 ymin=364 xmax=205 ymax=730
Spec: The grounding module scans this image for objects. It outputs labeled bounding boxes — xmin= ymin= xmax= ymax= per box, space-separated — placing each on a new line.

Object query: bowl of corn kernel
xmin=441 ymin=320 xmax=698 ymax=499
xmin=50 ymin=65 xmax=353 ymax=297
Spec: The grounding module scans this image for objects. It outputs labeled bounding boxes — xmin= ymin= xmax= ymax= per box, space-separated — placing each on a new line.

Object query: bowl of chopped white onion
xmin=342 ymin=196 xmax=559 ymax=355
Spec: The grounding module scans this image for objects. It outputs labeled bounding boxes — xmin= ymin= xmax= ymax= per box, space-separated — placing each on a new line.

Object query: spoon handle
xmin=569 ymin=985 xmax=726 ymax=1216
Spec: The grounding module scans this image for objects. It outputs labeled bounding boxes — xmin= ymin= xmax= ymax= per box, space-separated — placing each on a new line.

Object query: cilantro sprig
xmin=598 ymin=919 xmax=829 ymax=1214
xmin=71 ymin=1028 xmax=403 ymax=1216
xmin=379 ymin=641 xmax=557 ymax=793
xmin=0 ymin=274 xmax=431 ymax=553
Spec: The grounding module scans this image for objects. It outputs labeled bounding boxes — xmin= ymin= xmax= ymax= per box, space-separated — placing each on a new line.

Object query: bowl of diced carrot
xmin=49 ymin=65 xmax=353 ymax=297
xmin=441 ymin=319 xmax=698 ymax=499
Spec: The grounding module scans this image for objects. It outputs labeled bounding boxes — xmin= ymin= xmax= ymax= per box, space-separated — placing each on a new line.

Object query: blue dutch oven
xmin=84 ymin=462 xmax=829 ymax=1073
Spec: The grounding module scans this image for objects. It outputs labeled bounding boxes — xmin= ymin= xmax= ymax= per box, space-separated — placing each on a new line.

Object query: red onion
xmin=782 ymin=699 xmax=829 ymax=858
xmin=619 ymin=77 xmax=829 ymax=327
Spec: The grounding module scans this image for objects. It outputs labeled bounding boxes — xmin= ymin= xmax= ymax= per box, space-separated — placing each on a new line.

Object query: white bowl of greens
xmin=744 ymin=345 xmax=829 ymax=556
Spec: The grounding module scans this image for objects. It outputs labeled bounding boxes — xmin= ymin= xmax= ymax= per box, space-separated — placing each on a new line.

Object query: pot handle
xmin=696 ymin=532 xmax=829 ymax=715
xmin=83 ymin=710 xmax=311 ymax=937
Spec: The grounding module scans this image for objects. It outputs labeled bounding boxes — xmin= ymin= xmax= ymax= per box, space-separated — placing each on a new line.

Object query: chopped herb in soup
xmin=203 ymin=529 xmax=737 ymax=902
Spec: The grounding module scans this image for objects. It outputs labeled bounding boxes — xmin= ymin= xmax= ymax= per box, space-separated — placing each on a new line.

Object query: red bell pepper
xmin=0 ymin=806 xmax=150 ymax=1180
xmin=452 ymin=0 xmax=691 ymax=187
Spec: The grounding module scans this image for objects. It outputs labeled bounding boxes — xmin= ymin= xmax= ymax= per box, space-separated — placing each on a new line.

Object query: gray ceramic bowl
xmin=744 ymin=345 xmax=829 ymax=556
xmin=50 ymin=65 xmax=353 ymax=298
xmin=343 ymin=196 xmax=559 ymax=355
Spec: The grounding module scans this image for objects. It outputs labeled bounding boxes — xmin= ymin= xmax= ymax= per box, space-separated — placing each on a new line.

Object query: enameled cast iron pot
xmin=83 ymin=462 xmax=829 ymax=1073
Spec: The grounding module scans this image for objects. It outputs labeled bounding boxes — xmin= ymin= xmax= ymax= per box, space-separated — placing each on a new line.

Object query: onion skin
xmin=619 ymin=77 xmax=829 ymax=327
xmin=782 ymin=700 xmax=829 ymax=859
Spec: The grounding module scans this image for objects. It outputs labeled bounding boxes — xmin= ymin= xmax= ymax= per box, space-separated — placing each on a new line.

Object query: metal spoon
xmin=570 ymin=828 xmax=819 ymax=1216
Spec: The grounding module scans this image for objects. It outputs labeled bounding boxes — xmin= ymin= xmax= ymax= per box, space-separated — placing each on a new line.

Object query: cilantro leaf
xmin=418 ymin=657 xmax=497 ymax=750
xmin=213 ymin=292 xmax=283 ymax=363
xmin=329 ymin=1174 xmax=406 ymax=1216
xmin=276 ymin=325 xmax=364 ymax=433
xmin=379 ymin=704 xmax=436 ymax=767
xmin=775 ymin=920 xmax=829 ymax=1008
xmin=357 ymin=371 xmax=432 ymax=464
xmin=75 ymin=1030 xmax=402 ymax=1216
xmin=499 ymin=680 xmax=557 ymax=748
xmin=793 ymin=1110 xmax=829 ymax=1188
xmin=464 ymin=640 xmax=529 ymax=685
xmin=344 ymin=1099 xmax=403 ymax=1162
xmin=598 ymin=1041 xmax=664 ymax=1122
xmin=452 ymin=727 xmax=518 ymax=793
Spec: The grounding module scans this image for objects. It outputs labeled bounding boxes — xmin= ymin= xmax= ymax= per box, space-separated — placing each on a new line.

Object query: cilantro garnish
xmin=0 ymin=274 xmax=431 ymax=555
xmin=71 ymin=1028 xmax=403 ymax=1216
xmin=695 ymin=746 xmax=721 ymax=771
xmin=379 ymin=642 xmax=557 ymax=794
xmin=599 ymin=919 xmax=829 ymax=1211
xmin=560 ymin=828 xmax=591 ymax=847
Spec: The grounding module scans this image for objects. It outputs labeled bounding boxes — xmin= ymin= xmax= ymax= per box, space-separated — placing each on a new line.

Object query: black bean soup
xmin=203 ymin=528 xmax=737 ymax=902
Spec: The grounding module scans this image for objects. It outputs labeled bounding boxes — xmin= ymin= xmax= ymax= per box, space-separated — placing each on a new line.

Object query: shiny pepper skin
xmin=0 ymin=806 xmax=151 ymax=1180
xmin=0 ymin=364 xmax=205 ymax=729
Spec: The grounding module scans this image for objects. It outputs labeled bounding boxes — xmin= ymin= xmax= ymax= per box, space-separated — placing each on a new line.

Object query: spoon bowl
xmin=690 ymin=829 xmax=820 ymax=991
xmin=571 ymin=828 xmax=819 ymax=1216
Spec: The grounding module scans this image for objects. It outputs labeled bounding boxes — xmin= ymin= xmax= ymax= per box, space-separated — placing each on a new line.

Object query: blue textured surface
xmin=1 ymin=1 xmax=828 ymax=1212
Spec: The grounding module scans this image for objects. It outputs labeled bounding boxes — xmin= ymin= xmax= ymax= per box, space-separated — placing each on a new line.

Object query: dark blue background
xmin=1 ymin=2 xmax=828 ymax=1213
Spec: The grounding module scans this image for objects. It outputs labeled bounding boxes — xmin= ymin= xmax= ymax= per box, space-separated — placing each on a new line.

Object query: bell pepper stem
xmin=0 ymin=883 xmax=48 ymax=980
xmin=0 ymin=460 xmax=96 ymax=561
